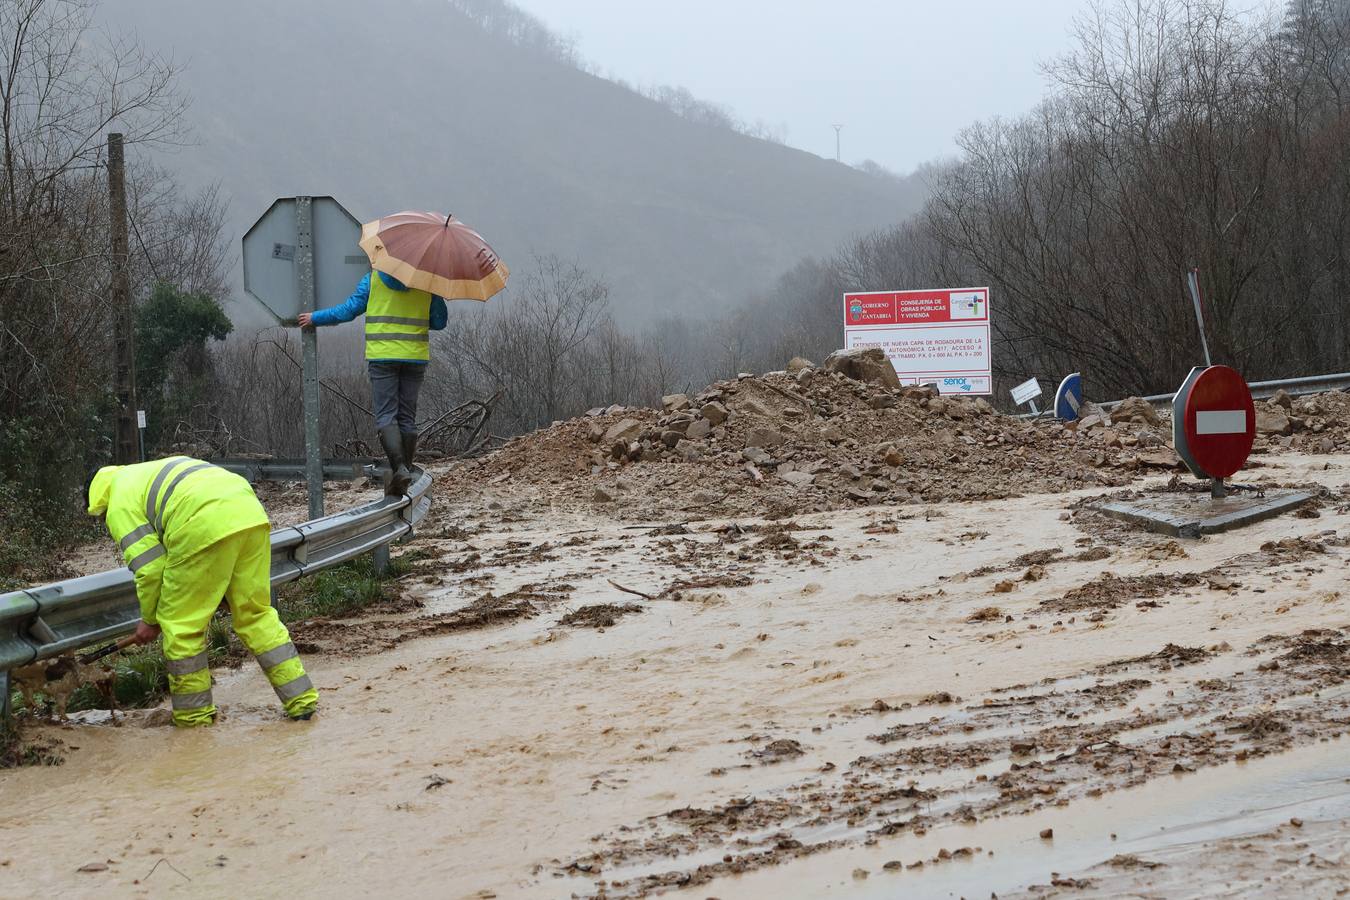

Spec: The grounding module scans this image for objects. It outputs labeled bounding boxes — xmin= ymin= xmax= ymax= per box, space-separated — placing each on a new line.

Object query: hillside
xmin=99 ymin=0 xmax=925 ymax=325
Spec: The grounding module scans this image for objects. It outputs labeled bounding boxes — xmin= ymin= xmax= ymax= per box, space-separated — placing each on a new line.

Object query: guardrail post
xmin=1 ymin=670 xmax=12 ymax=722
xmin=372 ymin=542 xmax=390 ymax=577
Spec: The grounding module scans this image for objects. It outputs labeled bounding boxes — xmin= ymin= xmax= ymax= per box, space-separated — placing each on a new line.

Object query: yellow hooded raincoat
xmin=88 ymin=457 xmax=318 ymax=726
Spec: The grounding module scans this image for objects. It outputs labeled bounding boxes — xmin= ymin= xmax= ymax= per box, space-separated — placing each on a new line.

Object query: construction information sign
xmin=842 ymin=287 xmax=992 ymax=395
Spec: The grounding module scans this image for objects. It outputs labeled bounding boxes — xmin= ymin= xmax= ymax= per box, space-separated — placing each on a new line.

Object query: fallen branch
xmin=607 ymin=579 xmax=657 ymax=601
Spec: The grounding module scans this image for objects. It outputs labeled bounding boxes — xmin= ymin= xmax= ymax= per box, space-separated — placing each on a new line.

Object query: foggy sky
xmin=511 ymin=0 xmax=1095 ymax=173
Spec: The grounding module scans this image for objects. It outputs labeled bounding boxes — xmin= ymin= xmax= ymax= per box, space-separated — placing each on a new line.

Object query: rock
xmin=1319 ymin=436 xmax=1335 ymax=453
xmin=742 ymin=447 xmax=774 ymax=465
xmin=602 ymin=418 xmax=643 ymax=446
xmin=685 ymin=418 xmax=713 ymax=441
xmin=675 ymin=439 xmax=703 ymax=462
xmin=821 ymin=422 xmax=845 ymax=443
xmin=584 ymin=407 xmax=606 ymax=417
xmin=137 ymin=707 xmax=173 ymax=728
xmin=661 ymin=393 xmax=691 ymax=412
xmin=1100 ymin=428 xmax=1123 ymax=449
xmin=787 ymin=356 xmax=816 ymax=373
xmin=1271 ymin=389 xmax=1293 ymax=409
xmin=738 ymin=397 xmax=777 ymax=418
xmin=846 ymin=486 xmax=873 ymax=502
xmin=883 ymin=448 xmax=903 ymax=467
xmin=660 ymin=430 xmax=683 ymax=448
xmin=899 ymin=384 xmax=939 ymax=402
xmin=780 ymin=470 xmax=815 ymax=488
xmin=592 ymin=486 xmax=615 ymax=503
xmin=869 ymin=394 xmax=897 ymax=410
xmin=745 ymin=427 xmax=787 ymax=448
xmin=603 ymin=404 xmax=626 ymax=415
xmin=1078 ymin=413 xmax=1105 ymax=431
xmin=822 ymin=347 xmax=902 ymax=390
xmin=586 ymin=422 xmax=605 ymax=443
xmin=795 ymin=369 xmax=814 ymax=386
xmin=783 ymin=406 xmax=807 ymax=419
xmin=1256 ymin=409 xmax=1292 ymax=436
xmin=1111 ymin=396 xmax=1161 ymax=426
xmin=700 ymin=401 xmax=729 ymax=426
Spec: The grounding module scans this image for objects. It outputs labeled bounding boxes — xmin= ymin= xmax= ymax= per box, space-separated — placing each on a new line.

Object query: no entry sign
xmin=1172 ymin=365 xmax=1255 ymax=480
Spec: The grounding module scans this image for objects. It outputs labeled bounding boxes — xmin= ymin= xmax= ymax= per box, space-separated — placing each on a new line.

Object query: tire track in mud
xmin=555 ymin=525 xmax=1350 ymax=900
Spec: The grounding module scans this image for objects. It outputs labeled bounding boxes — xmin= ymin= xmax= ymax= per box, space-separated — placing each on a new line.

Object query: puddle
xmin=694 ymin=735 xmax=1350 ymax=898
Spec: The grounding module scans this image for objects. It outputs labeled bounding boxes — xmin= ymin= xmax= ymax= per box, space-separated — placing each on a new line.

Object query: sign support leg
xmin=1211 ymin=477 xmax=1227 ymax=500
xmin=294 ymin=197 xmax=324 ymax=521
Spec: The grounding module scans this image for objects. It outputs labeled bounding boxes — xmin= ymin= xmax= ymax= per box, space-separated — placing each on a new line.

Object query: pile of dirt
xmin=443 ymin=363 xmax=1183 ymax=520
xmin=1254 ymin=390 xmax=1350 ymax=453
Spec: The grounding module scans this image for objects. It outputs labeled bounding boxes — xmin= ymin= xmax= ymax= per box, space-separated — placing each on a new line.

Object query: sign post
xmin=1010 ymin=377 xmax=1042 ymax=414
xmin=1171 ymin=365 xmax=1256 ymax=499
xmin=842 ymin=287 xmax=992 ymax=395
xmin=242 ymin=196 xmax=368 ymax=521
xmin=1185 ymin=269 xmax=1213 ymax=368
xmin=294 ymin=198 xmax=324 ymax=519
xmin=136 ymin=409 xmax=147 ymax=462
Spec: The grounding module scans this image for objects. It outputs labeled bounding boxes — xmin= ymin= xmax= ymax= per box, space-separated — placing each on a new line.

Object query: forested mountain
xmin=97 ymin=0 xmax=925 ymax=324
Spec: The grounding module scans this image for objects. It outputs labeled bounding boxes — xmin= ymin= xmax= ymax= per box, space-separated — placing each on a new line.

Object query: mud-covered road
xmin=3 ymin=451 xmax=1350 ymax=898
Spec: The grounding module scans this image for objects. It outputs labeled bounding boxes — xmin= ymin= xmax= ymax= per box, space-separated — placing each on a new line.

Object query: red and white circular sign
xmin=1171 ymin=365 xmax=1255 ymax=480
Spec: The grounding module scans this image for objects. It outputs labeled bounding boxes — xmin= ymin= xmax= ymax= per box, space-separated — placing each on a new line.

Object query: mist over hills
xmin=99 ymin=0 xmax=925 ymax=326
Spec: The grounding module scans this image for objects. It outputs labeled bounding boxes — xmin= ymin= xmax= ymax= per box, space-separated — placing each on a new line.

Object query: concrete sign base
xmin=1096 ymin=489 xmax=1314 ymax=539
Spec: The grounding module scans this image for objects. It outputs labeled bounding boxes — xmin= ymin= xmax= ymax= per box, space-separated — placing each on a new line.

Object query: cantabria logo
xmin=849 ymin=300 xmax=863 ymax=321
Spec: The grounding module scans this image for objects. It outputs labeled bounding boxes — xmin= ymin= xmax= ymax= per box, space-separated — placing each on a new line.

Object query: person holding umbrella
xmin=299 ymin=211 xmax=508 ymax=494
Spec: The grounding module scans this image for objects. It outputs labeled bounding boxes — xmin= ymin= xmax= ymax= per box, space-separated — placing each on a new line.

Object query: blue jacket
xmin=311 ymin=271 xmax=448 ymax=364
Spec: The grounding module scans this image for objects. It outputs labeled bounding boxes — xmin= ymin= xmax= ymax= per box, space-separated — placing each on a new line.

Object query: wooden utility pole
xmin=108 ymin=132 xmax=138 ymax=464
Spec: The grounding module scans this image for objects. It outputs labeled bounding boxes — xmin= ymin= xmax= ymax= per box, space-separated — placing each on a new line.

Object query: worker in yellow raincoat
xmin=86 ymin=457 xmax=318 ymax=726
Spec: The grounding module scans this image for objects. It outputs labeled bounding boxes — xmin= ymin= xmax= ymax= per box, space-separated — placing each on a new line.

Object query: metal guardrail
xmin=1015 ymin=370 xmax=1350 ymax=418
xmin=0 ymin=468 xmax=432 ymax=718
xmin=213 ymin=457 xmax=383 ymax=483
xmin=1097 ymin=370 xmax=1350 ymax=412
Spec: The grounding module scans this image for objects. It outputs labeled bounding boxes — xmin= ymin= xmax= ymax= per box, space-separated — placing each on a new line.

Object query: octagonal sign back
xmin=242 ymin=196 xmax=369 ymax=323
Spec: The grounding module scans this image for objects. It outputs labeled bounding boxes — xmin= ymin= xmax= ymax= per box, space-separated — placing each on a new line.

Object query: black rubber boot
xmin=401 ymin=431 xmax=419 ymax=474
xmin=378 ymin=424 xmax=412 ymax=496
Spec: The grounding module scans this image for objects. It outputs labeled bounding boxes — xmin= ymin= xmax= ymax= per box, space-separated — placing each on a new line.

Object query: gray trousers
xmin=369 ymin=361 xmax=426 ymax=432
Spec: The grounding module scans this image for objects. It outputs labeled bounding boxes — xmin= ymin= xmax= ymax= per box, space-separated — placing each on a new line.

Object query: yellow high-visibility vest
xmin=365 ymin=271 xmax=432 ymax=361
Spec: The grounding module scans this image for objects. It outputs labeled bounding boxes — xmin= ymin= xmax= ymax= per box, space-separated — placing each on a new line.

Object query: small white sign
xmin=1011 ymin=378 xmax=1042 ymax=406
xmin=136 ymin=409 xmax=147 ymax=429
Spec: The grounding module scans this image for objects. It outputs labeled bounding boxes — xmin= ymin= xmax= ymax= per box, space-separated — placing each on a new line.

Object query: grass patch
xmin=274 ymin=551 xmax=412 ymax=623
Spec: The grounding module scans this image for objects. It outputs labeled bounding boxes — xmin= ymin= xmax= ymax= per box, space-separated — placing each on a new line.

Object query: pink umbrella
xmin=359 ymin=211 xmax=509 ymax=301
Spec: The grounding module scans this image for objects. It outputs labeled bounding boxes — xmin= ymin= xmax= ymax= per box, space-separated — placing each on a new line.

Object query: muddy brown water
xmin=1 ymin=452 xmax=1348 ymax=898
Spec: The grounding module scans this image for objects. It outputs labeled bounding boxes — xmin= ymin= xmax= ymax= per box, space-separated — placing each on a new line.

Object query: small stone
xmin=851 ymin=868 xmax=869 ymax=880
xmin=869 ymin=394 xmax=897 ymax=410
xmin=741 ymin=447 xmax=774 ymax=466
xmin=660 ymin=430 xmax=682 ymax=448
xmin=993 ymin=580 xmax=1016 ymax=594
xmin=1256 ymin=409 xmax=1292 ymax=436
xmin=745 ymin=427 xmax=787 ymax=448
xmin=601 ymin=418 xmax=643 ymax=446
xmin=1271 ymin=389 xmax=1293 ymax=409
xmin=700 ymin=401 xmax=729 ymax=425
xmin=661 ymin=393 xmax=691 ymax=412
xmin=821 ymin=422 xmax=845 ymax=443
xmin=780 ymin=470 xmax=815 ymax=488
xmin=685 ymin=418 xmax=712 ymax=441
xmin=1040 ymin=828 xmax=1054 ymax=840
xmin=592 ymin=486 xmax=615 ymax=503
xmin=787 ymin=356 xmax=816 ymax=373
